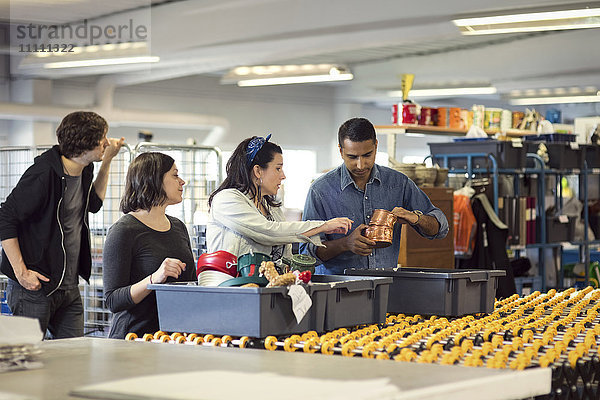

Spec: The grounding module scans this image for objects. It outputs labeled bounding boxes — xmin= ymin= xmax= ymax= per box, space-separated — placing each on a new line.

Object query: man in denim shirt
xmin=301 ymin=118 xmax=449 ymax=274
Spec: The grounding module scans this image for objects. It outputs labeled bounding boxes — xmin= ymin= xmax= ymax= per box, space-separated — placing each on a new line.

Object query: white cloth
xmin=207 ymin=189 xmax=325 ymax=258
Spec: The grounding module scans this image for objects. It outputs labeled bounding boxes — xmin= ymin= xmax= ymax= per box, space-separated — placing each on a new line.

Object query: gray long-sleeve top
xmin=103 ymin=214 xmax=195 ymax=339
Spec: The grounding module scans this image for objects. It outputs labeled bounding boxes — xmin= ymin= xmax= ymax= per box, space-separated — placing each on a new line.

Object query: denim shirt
xmin=300 ymin=164 xmax=449 ymax=275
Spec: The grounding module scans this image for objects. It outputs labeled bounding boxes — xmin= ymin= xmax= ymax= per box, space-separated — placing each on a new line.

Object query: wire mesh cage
xmin=0 ymin=143 xmax=221 ymax=336
xmin=0 ymin=146 xmax=52 ymax=202
xmin=84 ymin=145 xmax=133 ymax=336
xmin=0 ymin=146 xmax=51 ymax=317
xmin=0 ymin=274 xmax=9 ymax=315
xmin=134 ymin=143 xmax=222 ymax=259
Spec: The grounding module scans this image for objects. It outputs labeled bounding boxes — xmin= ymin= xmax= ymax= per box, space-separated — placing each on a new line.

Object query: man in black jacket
xmin=0 ymin=111 xmax=124 ymax=339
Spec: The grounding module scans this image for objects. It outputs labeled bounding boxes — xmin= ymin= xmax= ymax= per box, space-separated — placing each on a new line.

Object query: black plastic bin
xmin=525 ymin=142 xmax=584 ymax=169
xmin=149 ymin=282 xmax=329 ymax=337
xmin=429 ymin=140 xmax=526 ymax=169
xmin=539 ymin=215 xmax=576 ymax=243
xmin=345 ymin=268 xmax=505 ymax=317
xmin=583 ymin=144 xmax=600 ymax=169
xmin=522 ymin=133 xmax=576 ymax=143
xmin=310 ymin=275 xmax=392 ymax=330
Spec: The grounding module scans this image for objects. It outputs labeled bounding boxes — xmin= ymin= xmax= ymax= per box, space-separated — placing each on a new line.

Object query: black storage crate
xmin=149 ymin=282 xmax=329 ymax=337
xmin=583 ymin=144 xmax=600 ymax=169
xmin=539 ymin=215 xmax=576 ymax=243
xmin=429 ymin=141 xmax=526 ymax=169
xmin=525 ymin=142 xmax=584 ymax=169
xmin=311 ymin=275 xmax=391 ymax=330
xmin=523 ymin=133 xmax=576 ymax=143
xmin=345 ymin=268 xmax=505 ymax=317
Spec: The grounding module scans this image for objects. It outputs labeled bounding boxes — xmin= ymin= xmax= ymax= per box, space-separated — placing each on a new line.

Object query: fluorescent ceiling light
xmin=18 ymin=41 xmax=156 ymax=71
xmin=388 ymin=86 xmax=497 ymax=97
xmin=222 ymin=64 xmax=353 ymax=86
xmin=510 ymin=95 xmax=600 ymax=105
xmin=238 ymin=73 xmax=353 ymax=87
xmin=453 ymin=7 xmax=600 ymax=35
xmin=43 ymin=56 xmax=159 ymax=69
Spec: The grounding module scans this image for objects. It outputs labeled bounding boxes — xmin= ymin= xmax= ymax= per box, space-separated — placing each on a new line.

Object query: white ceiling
xmin=4 ymin=0 xmax=600 ymax=107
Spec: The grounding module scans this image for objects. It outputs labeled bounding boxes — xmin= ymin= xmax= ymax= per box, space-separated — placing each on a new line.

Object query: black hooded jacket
xmin=0 ymin=145 xmax=103 ymax=296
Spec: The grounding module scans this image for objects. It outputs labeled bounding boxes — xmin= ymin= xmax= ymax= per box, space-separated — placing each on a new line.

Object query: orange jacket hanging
xmin=453 ymin=193 xmax=477 ymax=256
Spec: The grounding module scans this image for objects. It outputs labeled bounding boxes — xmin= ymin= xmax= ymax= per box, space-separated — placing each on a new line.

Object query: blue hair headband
xmin=246 ymin=134 xmax=271 ymax=166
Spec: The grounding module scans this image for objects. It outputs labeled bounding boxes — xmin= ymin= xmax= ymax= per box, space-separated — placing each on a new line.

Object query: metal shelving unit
xmin=376 ymin=125 xmax=599 ymax=292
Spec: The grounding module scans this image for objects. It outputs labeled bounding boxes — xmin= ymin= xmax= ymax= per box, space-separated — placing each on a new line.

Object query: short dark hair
xmin=208 ymin=137 xmax=282 ymax=208
xmin=56 ymin=111 xmax=108 ymax=158
xmin=338 ymin=117 xmax=376 ymax=147
xmin=120 ymin=152 xmax=175 ymax=213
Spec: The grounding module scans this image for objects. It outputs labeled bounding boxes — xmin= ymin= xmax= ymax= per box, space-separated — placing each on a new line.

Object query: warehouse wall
xmin=5 ymin=74 xmax=455 ymax=170
xmin=49 ymin=75 xmax=442 ymax=170
xmin=51 ymin=76 xmax=343 ymax=171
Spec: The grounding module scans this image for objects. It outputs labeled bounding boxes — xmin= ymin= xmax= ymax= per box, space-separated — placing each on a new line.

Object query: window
xmin=219 ymin=149 xmax=317 ymax=211
xmin=282 ymin=149 xmax=317 ymax=210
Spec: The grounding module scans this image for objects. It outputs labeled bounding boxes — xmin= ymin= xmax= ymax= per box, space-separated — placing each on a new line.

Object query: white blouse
xmin=207 ymin=188 xmax=325 ymax=258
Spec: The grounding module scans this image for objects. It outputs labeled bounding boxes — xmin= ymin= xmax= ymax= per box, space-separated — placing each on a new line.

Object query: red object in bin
xmin=297 ymin=270 xmax=311 ymax=283
xmin=196 ymin=251 xmax=237 ymax=277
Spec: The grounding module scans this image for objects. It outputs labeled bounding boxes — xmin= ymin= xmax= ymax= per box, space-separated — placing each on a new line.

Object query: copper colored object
xmin=362 ymin=225 xmax=394 ymax=248
xmin=370 ymin=209 xmax=397 ymax=227
xmin=364 ymin=209 xmax=397 ymax=248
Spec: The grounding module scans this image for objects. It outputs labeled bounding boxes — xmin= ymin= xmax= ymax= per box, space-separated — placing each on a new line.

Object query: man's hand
xmin=344 ymin=224 xmax=377 ymax=256
xmin=392 ymin=206 xmax=441 ymax=236
xmin=391 ymin=207 xmax=419 ymax=225
xmin=16 ymin=269 xmax=49 ymax=291
xmin=103 ymin=137 xmax=125 ymax=162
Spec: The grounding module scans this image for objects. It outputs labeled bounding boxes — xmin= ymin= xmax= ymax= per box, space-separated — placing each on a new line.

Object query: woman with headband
xmin=207 ymin=135 xmax=353 ymax=265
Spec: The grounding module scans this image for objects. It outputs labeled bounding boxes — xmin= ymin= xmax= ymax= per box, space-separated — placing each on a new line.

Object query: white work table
xmin=0 ymin=337 xmax=550 ymax=399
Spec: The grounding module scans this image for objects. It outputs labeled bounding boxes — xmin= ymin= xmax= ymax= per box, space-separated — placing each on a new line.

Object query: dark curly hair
xmin=120 ymin=152 xmax=175 ymax=213
xmin=338 ymin=117 xmax=376 ymax=148
xmin=208 ymin=137 xmax=282 ymax=208
xmin=56 ymin=111 xmax=108 ymax=158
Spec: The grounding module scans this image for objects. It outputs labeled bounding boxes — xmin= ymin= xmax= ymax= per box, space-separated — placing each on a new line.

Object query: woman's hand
xmin=151 ymin=258 xmax=187 ymax=284
xmin=321 ymin=217 xmax=354 ymax=235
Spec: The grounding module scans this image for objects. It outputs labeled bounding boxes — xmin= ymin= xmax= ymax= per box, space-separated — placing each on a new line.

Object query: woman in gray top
xmin=103 ymin=152 xmax=195 ymax=339
xmin=207 ymin=135 xmax=352 ymax=263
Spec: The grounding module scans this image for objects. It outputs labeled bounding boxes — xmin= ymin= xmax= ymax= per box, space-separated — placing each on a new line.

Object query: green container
xmin=218 ymin=276 xmax=269 ymax=287
xmin=237 ymin=252 xmax=271 ymax=277
xmin=283 ymin=254 xmax=316 ymax=274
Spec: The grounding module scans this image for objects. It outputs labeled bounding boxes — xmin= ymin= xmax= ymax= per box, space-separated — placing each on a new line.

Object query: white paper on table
xmin=287 ymin=284 xmax=312 ymax=323
xmin=0 ymin=316 xmax=43 ymax=345
xmin=71 ymin=370 xmax=402 ymax=400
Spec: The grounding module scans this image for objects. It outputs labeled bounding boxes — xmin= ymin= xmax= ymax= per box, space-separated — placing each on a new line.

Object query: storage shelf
xmin=510 ymin=243 xmax=563 ymax=250
xmin=510 ymin=240 xmax=600 ymax=250
xmin=569 ymin=240 xmax=600 ymax=246
xmin=382 ymin=125 xmax=599 ymax=291
xmin=375 ymin=125 xmax=537 ymax=137
xmin=443 ymin=166 xmax=596 ymax=175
